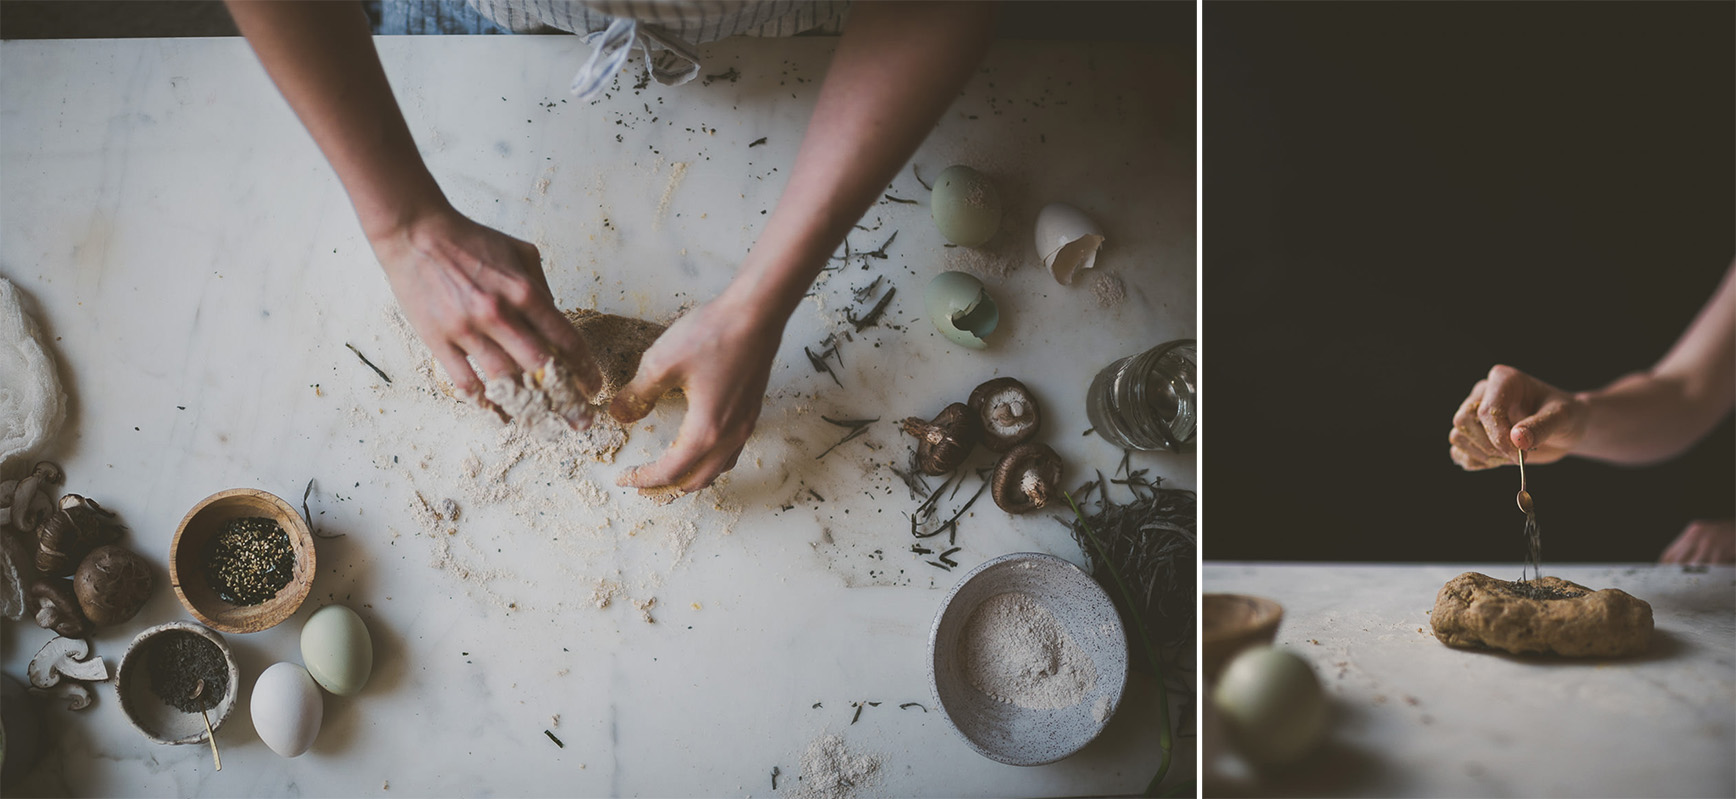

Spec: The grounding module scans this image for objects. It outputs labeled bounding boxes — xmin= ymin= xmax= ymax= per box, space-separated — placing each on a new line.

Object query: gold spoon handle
xmin=201 ymin=709 xmax=221 ymax=771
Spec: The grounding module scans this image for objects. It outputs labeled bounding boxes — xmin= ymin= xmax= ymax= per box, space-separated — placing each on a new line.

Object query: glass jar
xmin=1085 ymin=339 xmax=1196 ymax=452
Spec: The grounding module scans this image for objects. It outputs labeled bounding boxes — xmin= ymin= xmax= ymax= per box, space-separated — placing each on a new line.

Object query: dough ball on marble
xmin=1429 ymin=572 xmax=1653 ymax=657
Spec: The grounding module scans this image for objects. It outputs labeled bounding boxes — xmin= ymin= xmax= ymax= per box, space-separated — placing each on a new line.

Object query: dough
xmin=564 ymin=309 xmax=665 ymax=405
xmin=478 ymin=310 xmax=668 ymax=441
xmin=0 ymin=277 xmax=66 ymax=473
xmin=1430 ymin=572 xmax=1653 ymax=657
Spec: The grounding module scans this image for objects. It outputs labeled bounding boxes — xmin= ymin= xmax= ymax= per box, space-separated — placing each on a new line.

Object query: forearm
xmin=1574 ymin=262 xmax=1736 ymax=464
xmin=226 ymin=0 xmax=448 ymax=240
xmin=720 ymin=1 xmax=998 ymax=323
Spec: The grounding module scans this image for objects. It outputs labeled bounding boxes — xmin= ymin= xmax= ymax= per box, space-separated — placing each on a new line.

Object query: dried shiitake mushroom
xmin=2 ymin=461 xmax=64 ymax=535
xmin=968 ymin=377 xmax=1041 ymax=452
xmin=28 ymin=577 xmax=90 ymax=638
xmin=35 ymin=494 xmax=123 ymax=577
xmin=899 ymin=403 xmax=980 ymax=476
xmin=991 ymin=443 xmax=1063 ymax=514
xmin=74 ymin=545 xmax=153 ymax=626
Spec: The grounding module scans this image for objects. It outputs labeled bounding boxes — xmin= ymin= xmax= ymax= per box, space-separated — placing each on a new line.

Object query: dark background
xmin=1204 ymin=1 xmax=1734 ymax=563
xmin=1 ymin=0 xmax=1192 ymax=42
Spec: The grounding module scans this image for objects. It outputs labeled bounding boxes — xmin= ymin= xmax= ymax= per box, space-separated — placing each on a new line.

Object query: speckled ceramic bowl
xmin=929 ymin=552 xmax=1129 ymax=766
xmin=116 ymin=622 xmax=240 ymax=745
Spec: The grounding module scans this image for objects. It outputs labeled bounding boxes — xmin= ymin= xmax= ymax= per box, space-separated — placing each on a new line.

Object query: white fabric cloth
xmin=0 ymin=277 xmax=66 ymax=474
xmin=464 ymin=0 xmax=849 ymax=99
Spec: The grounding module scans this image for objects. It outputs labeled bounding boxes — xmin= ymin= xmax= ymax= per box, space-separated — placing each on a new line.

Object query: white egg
xmin=1033 ymin=203 xmax=1106 ymax=285
xmin=1210 ymin=645 xmax=1329 ymax=768
xmin=301 ymin=604 xmax=373 ymax=697
xmin=251 ymin=662 xmax=323 ymax=758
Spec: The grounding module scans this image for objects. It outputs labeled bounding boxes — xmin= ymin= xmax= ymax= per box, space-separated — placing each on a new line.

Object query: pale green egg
xmin=924 ymin=271 xmax=999 ymax=349
xmin=1210 ymin=645 xmax=1329 ymax=768
xmin=300 ymin=604 xmax=373 ymax=697
xmin=930 ymin=165 xmax=1003 ymax=247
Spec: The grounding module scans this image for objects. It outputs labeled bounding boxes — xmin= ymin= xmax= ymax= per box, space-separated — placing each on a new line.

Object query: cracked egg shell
xmin=931 ymin=165 xmax=1003 ymax=248
xmin=1034 ymin=203 xmax=1106 ymax=285
xmin=924 ymin=271 xmax=999 ymax=350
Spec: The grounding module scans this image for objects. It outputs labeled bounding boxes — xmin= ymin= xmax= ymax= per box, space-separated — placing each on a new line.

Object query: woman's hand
xmin=372 ymin=208 xmax=601 ymax=413
xmin=608 ymin=294 xmax=783 ymax=493
xmin=1659 ymin=519 xmax=1736 ymax=565
xmin=1448 ymin=364 xmax=1589 ymax=470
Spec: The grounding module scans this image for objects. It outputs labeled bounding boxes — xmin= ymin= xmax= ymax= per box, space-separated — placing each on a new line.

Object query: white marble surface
xmin=1202 ymin=563 xmax=1736 ymax=799
xmin=0 ymin=34 xmax=1194 ymax=797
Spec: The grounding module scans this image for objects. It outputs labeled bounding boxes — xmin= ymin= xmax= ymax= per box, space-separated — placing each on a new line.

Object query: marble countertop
xmin=1202 ymin=562 xmax=1736 ymax=798
xmin=0 ymin=34 xmax=1194 ymax=797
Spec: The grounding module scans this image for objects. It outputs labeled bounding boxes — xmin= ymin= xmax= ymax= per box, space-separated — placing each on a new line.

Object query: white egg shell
xmin=1210 ymin=645 xmax=1329 ymax=768
xmin=301 ymin=604 xmax=373 ymax=696
xmin=1033 ymin=203 xmax=1106 ymax=285
xmin=930 ymin=165 xmax=1003 ymax=247
xmin=251 ymin=662 xmax=323 ymax=758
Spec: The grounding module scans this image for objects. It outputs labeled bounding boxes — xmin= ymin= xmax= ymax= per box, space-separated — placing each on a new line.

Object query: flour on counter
xmin=791 ymin=734 xmax=881 ymax=799
xmin=961 ymin=591 xmax=1097 ymax=710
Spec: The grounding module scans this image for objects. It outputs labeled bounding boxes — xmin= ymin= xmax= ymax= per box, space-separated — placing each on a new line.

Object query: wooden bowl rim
xmin=1201 ymin=593 xmax=1285 ymax=643
xmin=169 ymin=488 xmax=316 ymax=634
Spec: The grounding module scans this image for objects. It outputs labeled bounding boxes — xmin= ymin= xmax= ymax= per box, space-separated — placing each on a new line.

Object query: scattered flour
xmin=791 ymin=734 xmax=881 ymax=799
xmin=960 ymin=592 xmax=1097 ymax=710
xmin=655 ymin=161 xmax=690 ymax=225
xmin=1092 ymin=272 xmax=1126 ymax=309
xmin=370 ymin=305 xmax=742 ymax=617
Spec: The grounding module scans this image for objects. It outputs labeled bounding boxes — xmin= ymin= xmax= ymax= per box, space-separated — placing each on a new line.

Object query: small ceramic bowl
xmin=1202 ymin=593 xmax=1284 ymax=681
xmin=116 ymin=622 xmax=241 ymax=745
xmin=929 ymin=552 xmax=1129 ymax=766
xmin=169 ymin=488 xmax=316 ymax=634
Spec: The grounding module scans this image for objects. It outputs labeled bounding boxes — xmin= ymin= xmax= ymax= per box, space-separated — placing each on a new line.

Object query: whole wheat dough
xmin=1430 ymin=572 xmax=1653 ymax=657
xmin=479 ymin=309 xmax=669 ymax=442
xmin=0 ymin=277 xmax=66 ymax=472
xmin=563 ymin=309 xmax=665 ymax=405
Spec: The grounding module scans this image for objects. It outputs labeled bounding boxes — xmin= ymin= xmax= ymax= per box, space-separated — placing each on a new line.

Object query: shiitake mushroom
xmin=968 ymin=377 xmax=1041 ymax=452
xmin=35 ymin=494 xmax=123 ymax=577
xmin=28 ymin=577 xmax=90 ymax=638
xmin=991 ymin=443 xmax=1063 ymax=514
xmin=899 ymin=403 xmax=980 ymax=476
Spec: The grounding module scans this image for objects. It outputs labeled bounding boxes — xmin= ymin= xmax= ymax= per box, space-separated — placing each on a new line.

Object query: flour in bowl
xmin=960 ymin=591 xmax=1097 ymax=710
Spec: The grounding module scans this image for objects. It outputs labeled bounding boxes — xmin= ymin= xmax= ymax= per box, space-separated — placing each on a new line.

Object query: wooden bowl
xmin=1203 ymin=593 xmax=1284 ymax=682
xmin=169 ymin=488 xmax=315 ymax=634
xmin=116 ymin=622 xmax=240 ymax=745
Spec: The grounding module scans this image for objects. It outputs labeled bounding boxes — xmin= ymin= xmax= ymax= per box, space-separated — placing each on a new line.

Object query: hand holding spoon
xmin=1516 ymin=448 xmax=1534 ymax=514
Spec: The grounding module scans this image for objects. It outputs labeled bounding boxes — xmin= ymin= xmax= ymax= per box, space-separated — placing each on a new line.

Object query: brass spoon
xmin=1516 ymin=449 xmax=1534 ymax=514
xmin=190 ymin=679 xmax=222 ymax=771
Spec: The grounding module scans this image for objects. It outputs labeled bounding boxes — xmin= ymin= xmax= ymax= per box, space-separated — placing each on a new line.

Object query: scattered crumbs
xmin=1092 ymin=272 xmax=1126 ymax=308
xmin=690 ymin=601 xmax=703 ymax=611
xmin=551 ymin=714 xmax=560 ymax=728
xmin=632 ymin=596 xmax=657 ymax=623
xmin=1309 ymin=639 xmax=1321 ymax=645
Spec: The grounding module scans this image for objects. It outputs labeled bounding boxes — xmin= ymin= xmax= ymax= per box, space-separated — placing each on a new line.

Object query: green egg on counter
xmin=930 ymin=165 xmax=1003 ymax=247
xmin=300 ymin=604 xmax=373 ymax=696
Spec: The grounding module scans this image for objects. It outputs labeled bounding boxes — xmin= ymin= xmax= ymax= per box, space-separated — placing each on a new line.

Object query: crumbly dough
xmin=564 ymin=309 xmax=666 ymax=406
xmin=1430 ymin=572 xmax=1653 ymax=657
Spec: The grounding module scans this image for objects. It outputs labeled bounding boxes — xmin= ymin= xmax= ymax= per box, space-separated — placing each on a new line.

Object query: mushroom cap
xmin=992 ymin=443 xmax=1064 ymax=514
xmin=900 ymin=403 xmax=980 ymax=476
xmin=74 ymin=545 xmax=153 ymax=627
xmin=968 ymin=377 xmax=1041 ymax=453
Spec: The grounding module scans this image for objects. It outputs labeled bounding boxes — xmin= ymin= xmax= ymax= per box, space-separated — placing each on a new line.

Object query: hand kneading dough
xmin=0 ymin=277 xmax=66 ymax=471
xmin=1430 ymin=572 xmax=1653 ymax=657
